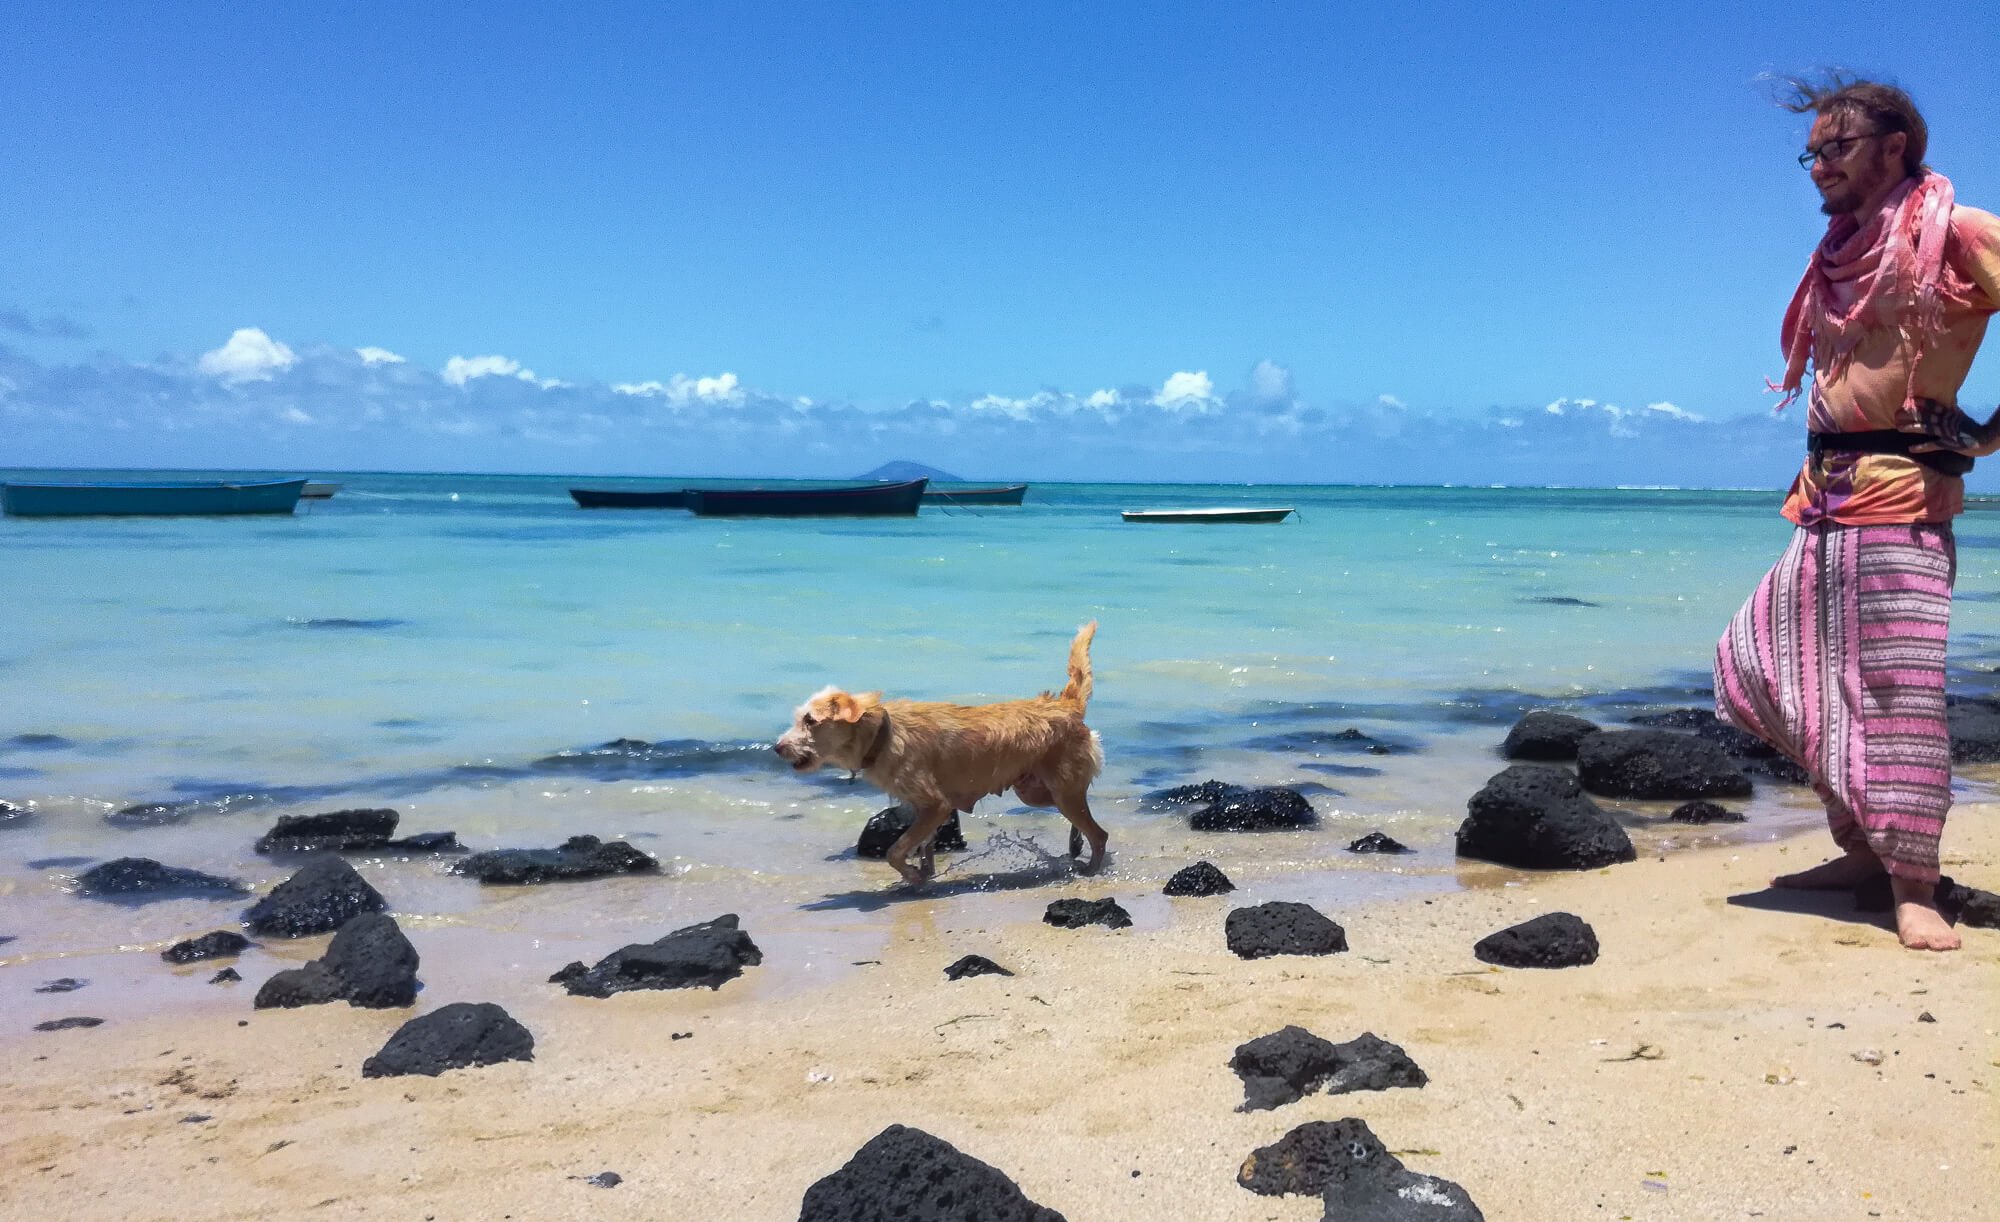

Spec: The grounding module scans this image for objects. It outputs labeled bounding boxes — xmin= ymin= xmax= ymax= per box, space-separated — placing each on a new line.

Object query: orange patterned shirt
xmin=1782 ymin=205 xmax=2000 ymax=526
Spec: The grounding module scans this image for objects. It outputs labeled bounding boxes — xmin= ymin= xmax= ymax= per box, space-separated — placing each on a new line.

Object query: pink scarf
xmin=1772 ymin=170 xmax=1963 ymax=411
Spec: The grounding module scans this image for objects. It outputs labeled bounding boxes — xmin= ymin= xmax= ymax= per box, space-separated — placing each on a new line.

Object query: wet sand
xmin=4 ymin=799 xmax=1996 ymax=1221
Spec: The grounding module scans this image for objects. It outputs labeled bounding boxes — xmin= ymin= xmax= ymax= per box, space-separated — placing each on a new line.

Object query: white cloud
xmin=1248 ymin=360 xmax=1294 ymax=404
xmin=611 ymin=371 xmax=745 ymax=405
xmin=1155 ymin=370 xmax=1216 ymax=409
xmin=356 ymin=346 xmax=406 ymax=365
xmin=1086 ymin=388 xmax=1119 ymax=409
xmin=1377 ymin=393 xmax=1407 ymax=410
xmin=279 ymin=406 xmax=313 ymax=425
xmin=197 ymin=327 xmax=296 ymax=384
xmin=443 ymin=353 xmax=564 ymax=390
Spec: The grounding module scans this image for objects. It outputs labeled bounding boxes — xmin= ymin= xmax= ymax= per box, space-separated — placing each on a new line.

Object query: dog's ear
xmin=828 ymin=691 xmax=868 ymax=723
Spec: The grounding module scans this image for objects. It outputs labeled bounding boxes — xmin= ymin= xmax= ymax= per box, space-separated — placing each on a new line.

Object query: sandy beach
xmin=4 ymin=796 xmax=1996 ymax=1222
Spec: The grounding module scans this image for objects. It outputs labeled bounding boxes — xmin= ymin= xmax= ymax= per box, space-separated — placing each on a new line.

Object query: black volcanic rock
xmin=76 ymin=858 xmax=249 ymax=902
xmin=1347 ymin=831 xmax=1412 ymax=854
xmin=554 ymin=914 xmax=762 ymax=996
xmin=1226 ymin=902 xmax=1347 ymax=959
xmin=1948 ymin=696 xmax=2000 ymax=764
xmin=361 ymin=1002 xmax=534 ymax=1078
xmin=254 ymin=913 xmax=419 ymax=1009
xmin=451 ymin=835 xmax=658 ymax=884
xmin=256 ymin=809 xmax=399 ymax=854
xmin=1456 ymin=765 xmax=1637 ymax=870
xmin=857 ymin=805 xmax=966 ymax=858
xmin=1163 ymin=861 xmax=1236 ymax=896
xmin=1238 ymin=1119 xmax=1484 ymax=1219
xmin=1190 ymin=786 xmax=1317 ymax=831
xmin=944 ymin=954 xmax=1013 ymax=980
xmin=1669 ymin=800 xmax=1745 ymax=825
xmin=1042 ymin=898 xmax=1132 ymax=929
xmin=34 ymin=1016 xmax=105 ymax=1032
xmin=1944 ymin=881 xmax=2000 ymax=929
xmin=209 ymin=968 xmax=241 ymax=984
xmin=799 ymin=1124 xmax=1066 ymax=1222
xmin=1501 ymin=710 xmax=1602 ymax=761
xmin=1473 ymin=912 xmax=1600 ymax=969
xmin=1855 ymin=875 xmax=2000 ymax=929
xmin=34 ymin=977 xmax=86 ymax=994
xmin=243 ymin=855 xmax=387 ymax=937
xmin=0 ymin=799 xmax=30 ymax=827
xmin=1576 ymin=730 xmax=1752 ymax=800
xmin=163 ymin=930 xmax=254 ymax=964
xmin=1231 ymin=1026 xmax=1429 ymax=1112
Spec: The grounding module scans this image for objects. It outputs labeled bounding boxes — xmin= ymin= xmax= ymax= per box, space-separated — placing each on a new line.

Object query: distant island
xmin=856 ymin=460 xmax=964 ymax=482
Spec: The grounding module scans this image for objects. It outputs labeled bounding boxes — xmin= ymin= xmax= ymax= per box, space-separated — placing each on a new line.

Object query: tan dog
xmin=773 ymin=622 xmax=1107 ymax=885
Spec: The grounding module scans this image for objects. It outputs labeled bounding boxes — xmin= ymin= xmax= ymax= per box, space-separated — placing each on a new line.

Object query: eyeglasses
xmin=1798 ymin=132 xmax=1883 ymax=170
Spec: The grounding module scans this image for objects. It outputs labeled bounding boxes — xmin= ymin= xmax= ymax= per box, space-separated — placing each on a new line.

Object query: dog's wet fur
xmin=774 ymin=622 xmax=1107 ymax=885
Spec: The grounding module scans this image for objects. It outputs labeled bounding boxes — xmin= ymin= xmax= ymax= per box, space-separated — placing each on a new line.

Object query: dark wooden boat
xmin=1121 ymin=507 xmax=1295 ymax=524
xmin=570 ymin=488 xmax=689 ymax=509
xmin=2 ymin=478 xmax=308 ymax=518
xmin=921 ymin=483 xmax=1028 ymax=506
xmin=684 ymin=478 xmax=928 ymax=517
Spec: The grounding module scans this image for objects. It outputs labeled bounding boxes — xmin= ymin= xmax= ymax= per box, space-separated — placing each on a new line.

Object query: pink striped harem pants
xmin=1714 ymin=522 xmax=1956 ymax=882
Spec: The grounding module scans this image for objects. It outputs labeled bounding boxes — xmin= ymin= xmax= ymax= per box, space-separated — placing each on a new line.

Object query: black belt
xmin=1807 ymin=430 xmax=1974 ymax=477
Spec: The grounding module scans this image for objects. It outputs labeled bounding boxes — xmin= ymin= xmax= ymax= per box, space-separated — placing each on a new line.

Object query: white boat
xmin=300 ymin=482 xmax=343 ymax=499
xmin=1121 ymin=507 xmax=1294 ymax=524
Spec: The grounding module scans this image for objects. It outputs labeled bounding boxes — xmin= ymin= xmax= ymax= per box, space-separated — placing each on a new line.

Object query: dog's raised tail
xmin=1057 ymin=620 xmax=1098 ymax=709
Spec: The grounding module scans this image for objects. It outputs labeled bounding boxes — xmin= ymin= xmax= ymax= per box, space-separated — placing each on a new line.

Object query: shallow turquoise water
xmin=4 ymin=472 xmax=1997 ymax=1012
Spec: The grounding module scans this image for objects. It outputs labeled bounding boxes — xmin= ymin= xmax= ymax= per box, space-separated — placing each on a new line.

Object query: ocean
xmin=5 ymin=472 xmax=1998 ymax=1017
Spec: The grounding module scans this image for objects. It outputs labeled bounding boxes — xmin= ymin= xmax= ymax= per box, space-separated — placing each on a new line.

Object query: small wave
xmin=286 ymin=617 xmax=409 ymax=631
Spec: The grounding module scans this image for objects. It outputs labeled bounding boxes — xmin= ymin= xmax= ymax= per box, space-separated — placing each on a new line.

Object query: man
xmin=1715 ymin=76 xmax=2000 ymax=951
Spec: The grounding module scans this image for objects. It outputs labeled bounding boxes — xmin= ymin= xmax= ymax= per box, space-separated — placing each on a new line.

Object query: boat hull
xmin=570 ymin=488 xmax=690 ymax=509
xmin=685 ymin=478 xmax=928 ymax=517
xmin=1121 ymin=507 xmax=1294 ymax=524
xmin=920 ymin=483 xmax=1028 ymax=505
xmin=300 ymin=482 xmax=342 ymax=499
xmin=2 ymin=479 xmax=309 ymax=518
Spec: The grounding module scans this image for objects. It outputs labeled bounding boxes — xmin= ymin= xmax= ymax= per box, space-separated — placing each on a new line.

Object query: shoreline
xmin=5 ymin=798 xmax=1996 ymax=1220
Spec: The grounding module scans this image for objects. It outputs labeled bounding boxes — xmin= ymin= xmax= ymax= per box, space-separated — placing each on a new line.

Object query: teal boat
xmin=1 ymin=479 xmax=309 ymax=518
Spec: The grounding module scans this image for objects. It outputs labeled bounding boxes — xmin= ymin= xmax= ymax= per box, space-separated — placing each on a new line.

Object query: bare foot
xmin=1892 ymin=877 xmax=1961 ymax=951
xmin=1772 ymin=847 xmax=1885 ymax=890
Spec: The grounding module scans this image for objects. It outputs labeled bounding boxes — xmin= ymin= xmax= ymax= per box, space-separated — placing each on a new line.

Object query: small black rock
xmin=1501 ymin=710 xmax=1602 ymax=761
xmin=1473 ymin=911 xmax=1600 ymax=969
xmin=1670 ymin=800 xmax=1745 ymax=825
xmin=451 ymin=835 xmax=659 ymax=885
xmin=1163 ymin=861 xmax=1235 ymax=896
xmin=76 ymin=858 xmax=249 ymax=902
xmin=1225 ymin=901 xmax=1347 ymax=959
xmin=210 ymin=968 xmax=242 ymax=984
xmin=254 ymin=912 xmax=420 ymax=1010
xmin=1347 ymin=831 xmax=1412 ymax=854
xmin=944 ymin=954 xmax=1013 ymax=980
xmin=243 ymin=855 xmax=387 ymax=938
xmin=1576 ymin=729 xmax=1753 ymax=800
xmin=580 ymin=1171 xmax=621 ymax=1188
xmin=35 ymin=1016 xmax=104 ymax=1031
xmin=799 ymin=1124 xmax=1067 ymax=1221
xmin=1239 ymin=1118 xmax=1485 ymax=1219
xmin=1190 ymin=786 xmax=1317 ymax=831
xmin=857 ymin=805 xmax=967 ymax=858
xmin=361 ymin=1002 xmax=535 ymax=1078
xmin=556 ymin=914 xmax=763 ymax=996
xmin=162 ymin=930 xmax=255 ymax=964
xmin=1456 ymin=765 xmax=1637 ymax=871
xmin=34 ymin=978 xmax=86 ymax=994
xmin=1043 ymin=898 xmax=1132 ymax=929
xmin=255 ymin=808 xmax=400 ymax=854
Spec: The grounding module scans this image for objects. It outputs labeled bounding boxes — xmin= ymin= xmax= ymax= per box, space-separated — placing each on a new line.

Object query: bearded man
xmin=1715 ymin=76 xmax=2000 ymax=950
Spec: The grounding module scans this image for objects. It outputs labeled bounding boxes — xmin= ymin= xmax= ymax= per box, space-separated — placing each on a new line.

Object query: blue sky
xmin=3 ymin=1 xmax=1998 ymax=485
